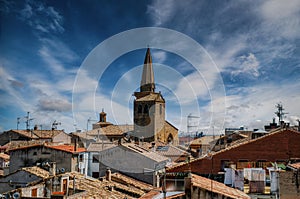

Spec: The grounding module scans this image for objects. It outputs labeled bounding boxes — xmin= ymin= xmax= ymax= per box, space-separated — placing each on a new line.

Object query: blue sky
xmin=1 ymin=0 xmax=300 ymax=134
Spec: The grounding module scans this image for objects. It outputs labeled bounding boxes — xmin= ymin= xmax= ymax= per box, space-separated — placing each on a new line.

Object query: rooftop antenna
xmin=25 ymin=112 xmax=34 ymax=130
xmin=17 ymin=117 xmax=20 ymax=130
xmin=187 ymin=114 xmax=200 ymax=144
xmin=52 ymin=120 xmax=61 ymax=130
xmin=275 ymin=103 xmax=288 ymax=124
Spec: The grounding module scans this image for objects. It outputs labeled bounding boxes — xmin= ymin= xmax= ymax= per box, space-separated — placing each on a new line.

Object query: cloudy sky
xmin=1 ymin=0 xmax=300 ymax=134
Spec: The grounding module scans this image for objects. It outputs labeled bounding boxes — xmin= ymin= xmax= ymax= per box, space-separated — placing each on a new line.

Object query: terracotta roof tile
xmin=191 ymin=174 xmax=250 ymax=199
xmin=136 ymin=93 xmax=164 ymax=102
xmin=32 ymin=130 xmax=65 ymax=138
xmin=87 ymin=141 xmax=116 ymax=152
xmin=74 ymin=124 xmax=133 ymax=139
xmin=47 ymin=145 xmax=86 ymax=153
xmin=8 ymin=143 xmax=86 ymax=154
xmin=0 ymin=153 xmax=9 ymax=160
xmin=5 ymin=140 xmax=46 ymax=151
xmin=111 ymin=172 xmax=153 ymax=192
xmin=68 ymin=171 xmax=149 ymax=198
xmin=122 ymin=143 xmax=169 ymax=162
xmin=7 ymin=129 xmax=66 ymax=139
xmin=9 ymin=130 xmax=38 ymax=138
xmin=21 ymin=166 xmax=51 ymax=179
xmin=288 ymin=162 xmax=300 ymax=170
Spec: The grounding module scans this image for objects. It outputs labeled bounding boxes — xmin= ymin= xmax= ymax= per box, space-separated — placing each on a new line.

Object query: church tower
xmin=133 ymin=48 xmax=166 ymax=142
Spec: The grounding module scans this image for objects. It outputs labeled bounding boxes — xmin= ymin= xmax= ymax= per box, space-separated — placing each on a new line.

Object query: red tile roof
xmin=168 ymin=128 xmax=300 ymax=172
xmin=47 ymin=145 xmax=86 ymax=153
xmin=0 ymin=153 xmax=9 ymax=160
xmin=288 ymin=162 xmax=300 ymax=170
xmin=8 ymin=143 xmax=86 ymax=154
xmin=191 ymin=174 xmax=250 ymax=199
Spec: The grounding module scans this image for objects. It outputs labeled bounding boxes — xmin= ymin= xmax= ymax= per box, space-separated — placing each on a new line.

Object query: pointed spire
xmin=141 ymin=48 xmax=155 ymax=92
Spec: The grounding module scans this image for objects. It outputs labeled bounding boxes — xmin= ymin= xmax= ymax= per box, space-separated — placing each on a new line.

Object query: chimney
xmin=106 ymin=168 xmax=111 ymax=181
xmin=151 ymin=142 xmax=156 ymax=152
xmin=74 ymin=138 xmax=77 ymax=152
xmin=34 ymin=125 xmax=38 ymax=130
xmin=50 ymin=162 xmax=56 ymax=176
xmin=100 ymin=109 xmax=107 ymax=122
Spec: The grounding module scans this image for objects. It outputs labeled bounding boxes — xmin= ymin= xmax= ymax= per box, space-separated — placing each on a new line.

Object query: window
xmin=138 ymin=105 xmax=142 ymax=113
xmin=62 ymin=179 xmax=68 ymax=194
xmin=92 ymin=172 xmax=100 ymax=178
xmin=31 ymin=188 xmax=37 ymax=197
xmin=144 ymin=105 xmax=149 ymax=115
xmin=256 ymin=160 xmax=269 ymax=168
xmin=237 ymin=160 xmax=251 ymax=169
xmin=92 ymin=155 xmax=99 ymax=163
xmin=79 ymin=154 xmax=83 ymax=162
xmin=160 ymin=104 xmax=162 ymax=114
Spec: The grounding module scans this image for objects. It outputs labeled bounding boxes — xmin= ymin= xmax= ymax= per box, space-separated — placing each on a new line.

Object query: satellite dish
xmin=60 ymin=168 xmax=65 ymax=173
xmin=13 ymin=192 xmax=20 ymax=199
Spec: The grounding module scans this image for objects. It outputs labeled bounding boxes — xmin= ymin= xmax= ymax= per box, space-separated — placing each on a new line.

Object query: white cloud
xmin=146 ymin=0 xmax=176 ymax=26
xmin=152 ymin=50 xmax=167 ymax=63
xmin=260 ymin=0 xmax=300 ymax=39
xmin=38 ymin=98 xmax=71 ymax=112
xmin=231 ymin=53 xmax=260 ymax=77
xmin=223 ymin=82 xmax=300 ymax=131
xmin=19 ymin=0 xmax=64 ymax=35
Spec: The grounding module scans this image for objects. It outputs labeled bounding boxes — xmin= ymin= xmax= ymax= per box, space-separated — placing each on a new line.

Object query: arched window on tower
xmin=144 ymin=104 xmax=149 ymax=115
xmin=138 ymin=104 xmax=142 ymax=114
xmin=167 ymin=134 xmax=174 ymax=144
xmin=160 ymin=104 xmax=162 ymax=115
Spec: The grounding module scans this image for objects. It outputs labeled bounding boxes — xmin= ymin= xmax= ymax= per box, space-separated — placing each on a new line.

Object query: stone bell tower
xmin=133 ymin=48 xmax=165 ymax=142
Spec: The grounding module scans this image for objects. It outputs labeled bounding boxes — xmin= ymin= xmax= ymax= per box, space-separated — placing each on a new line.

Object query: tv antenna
xmin=187 ymin=114 xmax=200 ymax=143
xmin=17 ymin=117 xmax=21 ymax=130
xmin=25 ymin=112 xmax=34 ymax=130
xmin=52 ymin=120 xmax=61 ymax=130
xmin=275 ymin=103 xmax=288 ymax=123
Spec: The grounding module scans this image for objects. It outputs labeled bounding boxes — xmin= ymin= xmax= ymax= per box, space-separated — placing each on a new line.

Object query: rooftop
xmin=135 ymin=93 xmax=164 ymax=102
xmin=168 ymin=128 xmax=300 ymax=172
xmin=6 ymin=129 xmax=65 ymax=139
xmin=0 ymin=153 xmax=10 ymax=160
xmin=21 ymin=166 xmax=51 ymax=179
xmin=8 ymin=143 xmax=86 ymax=154
xmin=87 ymin=141 xmax=116 ymax=152
xmin=122 ymin=143 xmax=170 ymax=163
xmin=191 ymin=174 xmax=250 ymax=199
xmin=73 ymin=124 xmax=133 ymax=139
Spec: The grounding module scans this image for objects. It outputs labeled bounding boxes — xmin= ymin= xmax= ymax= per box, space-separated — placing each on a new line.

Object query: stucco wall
xmin=9 ymin=146 xmax=75 ymax=174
